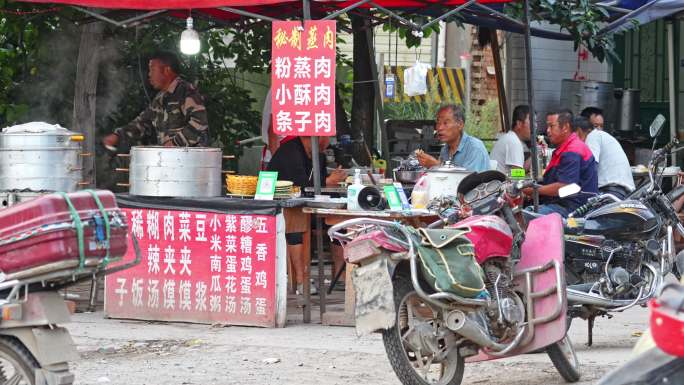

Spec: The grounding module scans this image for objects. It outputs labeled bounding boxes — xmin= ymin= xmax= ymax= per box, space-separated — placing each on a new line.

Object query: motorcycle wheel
xmin=382 ymin=273 xmax=465 ymax=385
xmin=0 ymin=336 xmax=39 ymax=385
xmin=547 ymin=335 xmax=581 ymax=383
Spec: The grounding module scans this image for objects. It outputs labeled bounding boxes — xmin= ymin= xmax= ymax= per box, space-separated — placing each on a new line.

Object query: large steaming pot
xmin=129 ymin=146 xmax=222 ymax=197
xmin=0 ymin=122 xmax=83 ymax=192
xmin=614 ymin=88 xmax=640 ymax=132
xmin=560 ymin=79 xmax=615 ymax=130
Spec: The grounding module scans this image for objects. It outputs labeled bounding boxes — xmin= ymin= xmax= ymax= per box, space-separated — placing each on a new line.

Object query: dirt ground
xmin=66 ymin=304 xmax=649 ymax=385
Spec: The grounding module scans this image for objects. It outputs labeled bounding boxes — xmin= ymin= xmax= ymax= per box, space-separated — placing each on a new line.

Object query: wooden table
xmin=302 ymin=207 xmax=438 ymax=326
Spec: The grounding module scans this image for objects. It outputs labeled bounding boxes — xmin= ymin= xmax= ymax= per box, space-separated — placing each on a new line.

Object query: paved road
xmin=67 ymin=306 xmax=648 ymax=385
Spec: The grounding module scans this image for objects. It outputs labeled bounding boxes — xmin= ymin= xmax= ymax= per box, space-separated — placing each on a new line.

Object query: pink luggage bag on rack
xmin=0 ymin=190 xmax=128 ymax=280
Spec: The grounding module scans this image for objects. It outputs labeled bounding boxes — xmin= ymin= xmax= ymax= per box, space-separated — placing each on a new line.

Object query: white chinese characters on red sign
xmin=105 ymin=209 xmax=277 ymax=327
xmin=271 ymin=20 xmax=336 ymax=136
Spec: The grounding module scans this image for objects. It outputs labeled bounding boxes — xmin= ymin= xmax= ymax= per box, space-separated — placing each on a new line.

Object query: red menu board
xmin=271 ymin=20 xmax=336 ymax=136
xmin=105 ymin=208 xmax=278 ymax=327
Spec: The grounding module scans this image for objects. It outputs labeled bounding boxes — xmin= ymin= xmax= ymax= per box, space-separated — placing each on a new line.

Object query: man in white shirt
xmin=575 ymin=115 xmax=635 ymax=199
xmin=490 ymin=105 xmax=530 ymax=176
xmin=581 ymin=106 xmax=605 ymax=130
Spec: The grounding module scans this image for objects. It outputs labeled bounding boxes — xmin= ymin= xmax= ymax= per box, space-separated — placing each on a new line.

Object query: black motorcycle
xmin=426 ymin=114 xmax=684 ymax=346
xmin=550 ymin=117 xmax=684 ymax=344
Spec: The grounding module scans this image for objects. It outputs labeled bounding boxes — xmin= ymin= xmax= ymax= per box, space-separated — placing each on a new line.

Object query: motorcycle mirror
xmin=649 ymin=114 xmax=666 ymax=138
xmin=558 ymin=183 xmax=581 ymax=198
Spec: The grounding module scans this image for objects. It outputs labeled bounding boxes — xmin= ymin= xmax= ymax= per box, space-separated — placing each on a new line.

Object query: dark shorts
xmin=285 ymin=232 xmax=304 ymax=245
xmin=286 ymin=225 xmax=339 ymax=246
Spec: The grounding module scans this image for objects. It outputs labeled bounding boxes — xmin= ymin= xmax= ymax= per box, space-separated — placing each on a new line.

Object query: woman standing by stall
xmin=268 ymin=136 xmax=346 ymax=295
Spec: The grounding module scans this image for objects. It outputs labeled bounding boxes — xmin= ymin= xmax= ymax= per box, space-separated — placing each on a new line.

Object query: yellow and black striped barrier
xmin=383 ymin=65 xmax=466 ymax=105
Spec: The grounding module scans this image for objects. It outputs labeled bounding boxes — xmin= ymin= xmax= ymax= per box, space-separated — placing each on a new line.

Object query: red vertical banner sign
xmin=105 ymin=208 xmax=278 ymax=327
xmin=271 ymin=20 xmax=336 ymax=136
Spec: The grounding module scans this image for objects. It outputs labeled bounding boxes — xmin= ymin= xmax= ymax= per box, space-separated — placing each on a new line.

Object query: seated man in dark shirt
xmin=268 ymin=136 xmax=346 ymax=295
xmin=524 ymin=110 xmax=598 ymax=217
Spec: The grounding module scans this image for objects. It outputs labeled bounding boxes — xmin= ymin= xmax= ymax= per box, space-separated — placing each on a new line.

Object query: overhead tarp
xmin=599 ymin=0 xmax=684 ymax=36
xmin=17 ymin=0 xmax=683 ymax=41
xmin=19 ymin=0 xmax=290 ymax=9
xmin=16 ymin=0 xmax=578 ymax=40
xmin=18 ymin=0 xmax=512 ymax=10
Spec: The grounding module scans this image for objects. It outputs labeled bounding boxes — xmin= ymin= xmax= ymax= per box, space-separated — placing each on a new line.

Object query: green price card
xmin=510 ymin=169 xmax=525 ymax=179
xmin=383 ymin=185 xmax=402 ymax=211
xmin=254 ymin=171 xmax=278 ymax=200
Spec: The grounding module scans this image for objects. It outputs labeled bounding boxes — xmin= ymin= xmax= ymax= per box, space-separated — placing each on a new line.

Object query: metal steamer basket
xmin=127 ymin=146 xmax=223 ymax=197
xmin=560 ymin=79 xmax=615 ymax=130
xmin=0 ymin=123 xmax=86 ymax=193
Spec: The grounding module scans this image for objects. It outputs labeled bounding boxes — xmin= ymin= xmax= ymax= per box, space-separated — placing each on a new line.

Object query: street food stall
xmin=10 ymin=0 xmax=682 ymax=331
xmin=0 ymin=0 xmax=581 ymax=328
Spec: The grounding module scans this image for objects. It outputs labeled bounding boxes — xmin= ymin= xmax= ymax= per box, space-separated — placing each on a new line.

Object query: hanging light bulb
xmin=180 ymin=16 xmax=200 ymax=55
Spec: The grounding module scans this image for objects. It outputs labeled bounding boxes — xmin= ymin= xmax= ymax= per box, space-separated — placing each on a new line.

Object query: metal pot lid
xmin=131 ymin=145 xmax=222 ymax=153
xmin=427 ymin=161 xmax=468 ymax=173
xmin=1 ymin=122 xmax=74 ymax=135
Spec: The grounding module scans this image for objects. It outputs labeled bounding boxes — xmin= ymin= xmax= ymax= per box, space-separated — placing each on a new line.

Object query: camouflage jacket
xmin=116 ymin=77 xmax=209 ymax=146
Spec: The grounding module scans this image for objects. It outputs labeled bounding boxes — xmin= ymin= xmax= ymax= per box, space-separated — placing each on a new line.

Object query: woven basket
xmin=226 ymin=175 xmax=258 ymax=196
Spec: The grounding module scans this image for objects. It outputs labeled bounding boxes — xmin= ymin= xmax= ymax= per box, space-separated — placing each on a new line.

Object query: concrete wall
xmin=505 ymin=23 xmax=612 ymax=130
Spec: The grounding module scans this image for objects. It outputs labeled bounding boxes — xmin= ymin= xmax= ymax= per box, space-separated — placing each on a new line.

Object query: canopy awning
xmin=14 ymin=0 xmax=684 ymax=40
xmin=16 ymin=0 xmax=578 ymax=41
xmin=599 ymin=0 xmax=684 ymax=36
xmin=17 ymin=0 xmax=512 ymax=10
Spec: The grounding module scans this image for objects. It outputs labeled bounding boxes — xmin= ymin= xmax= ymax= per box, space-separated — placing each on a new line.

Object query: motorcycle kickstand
xmin=587 ymin=315 xmax=595 ymax=347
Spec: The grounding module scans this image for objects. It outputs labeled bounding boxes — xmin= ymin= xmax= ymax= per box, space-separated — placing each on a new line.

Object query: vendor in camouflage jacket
xmin=103 ymin=51 xmax=209 ymax=149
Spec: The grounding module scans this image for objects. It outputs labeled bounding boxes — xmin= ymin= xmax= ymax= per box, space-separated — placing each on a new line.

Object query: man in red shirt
xmin=525 ymin=109 xmax=598 ymax=217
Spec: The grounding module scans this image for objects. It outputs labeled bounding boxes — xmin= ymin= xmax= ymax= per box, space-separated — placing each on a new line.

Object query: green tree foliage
xmin=0 ymin=2 xmax=78 ymax=125
xmin=505 ymin=0 xmax=618 ymax=63
xmin=0 ymin=3 xmax=266 ymax=155
xmin=381 ymin=15 xmax=444 ymax=49
xmin=375 ymin=0 xmax=618 ymax=62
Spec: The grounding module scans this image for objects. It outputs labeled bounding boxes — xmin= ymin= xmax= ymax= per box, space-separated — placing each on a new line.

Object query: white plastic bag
xmin=403 ymin=60 xmax=430 ymax=97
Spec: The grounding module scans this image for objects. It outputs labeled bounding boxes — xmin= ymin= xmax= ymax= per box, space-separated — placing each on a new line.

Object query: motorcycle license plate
xmin=351 ymin=258 xmax=396 ymax=336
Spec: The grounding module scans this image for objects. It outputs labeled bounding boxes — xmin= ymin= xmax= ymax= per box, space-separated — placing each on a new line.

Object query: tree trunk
xmin=72 ymin=22 xmax=104 ymax=188
xmin=350 ymin=13 xmax=374 ymax=166
xmin=335 ymin=86 xmax=350 ymax=137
